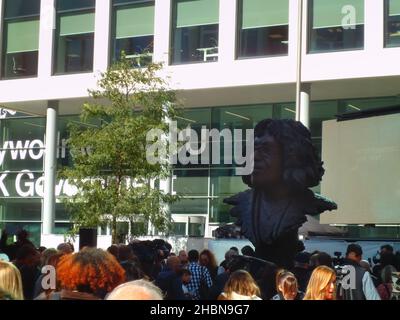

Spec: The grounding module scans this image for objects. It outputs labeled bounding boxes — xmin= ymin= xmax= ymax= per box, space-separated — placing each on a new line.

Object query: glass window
xmin=340 ymin=96 xmax=400 ymax=113
xmin=54 ymin=1 xmax=95 ymax=74
xmin=172 ymin=0 xmax=219 ymax=64
xmin=0 ymin=172 xmax=44 ymax=198
xmin=0 ymin=151 xmax=43 ymax=172
xmin=309 ymin=0 xmax=364 ymax=53
xmin=54 ymin=223 xmax=73 ymax=235
xmin=385 ymin=0 xmax=400 ymax=47
xmin=0 ymin=198 xmax=41 ymax=221
xmin=57 ymin=0 xmax=95 ymax=11
xmin=55 ymin=202 xmax=70 ymax=221
xmin=342 ymin=225 xmax=400 ymax=239
xmin=4 ymin=0 xmax=40 ymax=18
xmin=310 ymin=100 xmax=339 ymax=155
xmin=172 ymin=169 xmax=209 ymax=196
xmin=112 ymin=1 xmax=155 ymax=67
xmin=188 ymin=216 xmax=205 ymax=237
xmin=170 ymin=198 xmax=208 ymax=214
xmin=174 ymin=108 xmax=212 ymax=169
xmin=273 ymin=103 xmax=297 ymax=120
xmin=130 ymin=220 xmax=147 ymax=236
xmin=210 ymin=105 xmax=272 ymax=167
xmin=0 ymin=117 xmax=46 ymax=145
xmin=171 ymin=222 xmax=186 ymax=235
xmin=2 ymin=0 xmax=40 ymax=79
xmin=215 ymin=104 xmax=273 ymax=130
xmin=209 ymin=168 xmax=246 ymax=223
xmin=0 ymin=222 xmax=41 ymax=246
xmin=238 ymin=0 xmax=289 ymax=58
xmin=0 ymin=117 xmax=45 ymax=171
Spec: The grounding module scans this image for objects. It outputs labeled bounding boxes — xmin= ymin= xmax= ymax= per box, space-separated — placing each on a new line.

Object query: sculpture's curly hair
xmin=253 ymin=119 xmax=324 ymax=189
xmin=57 ymin=247 xmax=125 ymax=297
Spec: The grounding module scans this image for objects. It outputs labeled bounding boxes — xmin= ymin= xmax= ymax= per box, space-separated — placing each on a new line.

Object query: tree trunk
xmin=111 ymin=216 xmax=118 ymax=244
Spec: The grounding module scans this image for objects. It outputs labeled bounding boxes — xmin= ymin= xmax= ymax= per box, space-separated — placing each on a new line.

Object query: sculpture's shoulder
xmin=300 ymin=190 xmax=337 ymax=216
xmin=223 ymin=189 xmax=253 ymax=218
xmin=223 ymin=189 xmax=254 ymax=242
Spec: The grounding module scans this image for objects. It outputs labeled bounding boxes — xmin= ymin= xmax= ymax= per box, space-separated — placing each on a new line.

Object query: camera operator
xmin=338 ymin=244 xmax=380 ymax=300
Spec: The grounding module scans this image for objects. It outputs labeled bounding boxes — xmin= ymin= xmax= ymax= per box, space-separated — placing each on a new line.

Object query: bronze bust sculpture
xmin=222 ymin=119 xmax=337 ymax=268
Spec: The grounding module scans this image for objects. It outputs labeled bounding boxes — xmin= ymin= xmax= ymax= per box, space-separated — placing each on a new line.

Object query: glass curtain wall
xmin=1 ymin=0 xmax=41 ymax=79
xmin=309 ymin=0 xmax=364 ymax=53
xmin=385 ymin=0 xmax=400 ymax=47
xmin=53 ymin=0 xmax=96 ymax=74
xmin=238 ymin=0 xmax=289 ymax=58
xmin=171 ymin=0 xmax=219 ymax=64
xmin=0 ymin=115 xmax=83 ymax=246
xmin=112 ymin=0 xmax=155 ymax=67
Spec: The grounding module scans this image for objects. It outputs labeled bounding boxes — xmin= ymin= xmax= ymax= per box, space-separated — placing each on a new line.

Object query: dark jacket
xmin=338 ymin=259 xmax=366 ymax=300
xmin=208 ymin=272 xmax=230 ymax=300
xmin=155 ymin=269 xmax=187 ymax=300
xmin=291 ymin=267 xmax=312 ymax=292
xmin=15 ymin=263 xmax=40 ymax=300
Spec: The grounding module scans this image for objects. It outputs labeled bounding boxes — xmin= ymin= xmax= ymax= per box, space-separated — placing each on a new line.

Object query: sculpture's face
xmin=250 ymin=132 xmax=283 ymax=188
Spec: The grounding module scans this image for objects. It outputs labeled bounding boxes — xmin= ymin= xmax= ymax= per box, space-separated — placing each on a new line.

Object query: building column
xmin=365 ymin=0 xmax=384 ymax=53
xmin=43 ymin=101 xmax=58 ymax=235
xmin=93 ymin=0 xmax=111 ymax=73
xmin=295 ymin=0 xmax=310 ymax=129
xmin=299 ymin=83 xmax=311 ymax=128
xmin=38 ymin=0 xmax=56 ymax=78
xmin=153 ymin=0 xmax=172 ymax=65
xmin=218 ymin=0 xmax=237 ymax=63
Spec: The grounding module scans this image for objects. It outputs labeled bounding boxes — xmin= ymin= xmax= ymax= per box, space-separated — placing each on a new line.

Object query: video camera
xmin=372 ymin=251 xmax=380 ymax=264
xmin=334 ymin=264 xmax=352 ymax=280
xmin=333 ymin=251 xmax=345 ymax=266
xmin=128 ymin=239 xmax=171 ymax=266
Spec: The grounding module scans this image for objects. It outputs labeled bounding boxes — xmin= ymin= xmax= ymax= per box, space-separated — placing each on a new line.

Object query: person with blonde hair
xmin=303 ymin=265 xmax=336 ymax=300
xmin=272 ymin=269 xmax=304 ymax=300
xmin=0 ymin=260 xmax=24 ymax=300
xmin=218 ymin=270 xmax=261 ymax=300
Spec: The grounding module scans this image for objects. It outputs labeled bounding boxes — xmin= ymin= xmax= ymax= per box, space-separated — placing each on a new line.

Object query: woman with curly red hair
xmin=39 ymin=247 xmax=125 ymax=300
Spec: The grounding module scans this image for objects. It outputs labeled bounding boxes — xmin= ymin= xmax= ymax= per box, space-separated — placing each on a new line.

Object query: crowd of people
xmin=0 ymin=229 xmax=399 ymax=301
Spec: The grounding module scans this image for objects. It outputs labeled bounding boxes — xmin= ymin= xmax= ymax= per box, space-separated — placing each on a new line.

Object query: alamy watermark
xmin=336 ymin=265 xmax=356 ymax=290
xmin=146 ymin=121 xmax=254 ymax=176
xmin=341 ymin=5 xmax=358 ymax=30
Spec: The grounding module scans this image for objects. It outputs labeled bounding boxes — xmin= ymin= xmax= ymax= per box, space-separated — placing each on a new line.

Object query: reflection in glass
xmin=309 ymin=0 xmax=364 ymax=53
xmin=54 ymin=10 xmax=95 ymax=74
xmin=2 ymin=2 xmax=40 ymax=78
xmin=113 ymin=2 xmax=155 ymax=67
xmin=238 ymin=0 xmax=289 ymax=58
xmin=170 ymin=198 xmax=208 ymax=215
xmin=57 ymin=0 xmax=95 ymax=11
xmin=172 ymin=170 xmax=209 ymax=196
xmin=0 ymin=222 xmax=41 ymax=247
xmin=4 ymin=0 xmax=40 ymax=18
xmin=0 ymin=198 xmax=41 ymax=221
xmin=188 ymin=216 xmax=205 ymax=237
xmin=385 ymin=0 xmax=400 ymax=47
xmin=172 ymin=222 xmax=186 ymax=236
xmin=172 ymin=0 xmax=219 ymax=64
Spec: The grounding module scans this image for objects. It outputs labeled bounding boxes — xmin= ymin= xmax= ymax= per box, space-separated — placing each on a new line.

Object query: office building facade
xmin=0 ymin=0 xmax=400 ymax=245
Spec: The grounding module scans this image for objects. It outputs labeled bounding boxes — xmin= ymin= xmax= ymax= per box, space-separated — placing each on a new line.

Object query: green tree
xmin=61 ymin=55 xmax=179 ymax=244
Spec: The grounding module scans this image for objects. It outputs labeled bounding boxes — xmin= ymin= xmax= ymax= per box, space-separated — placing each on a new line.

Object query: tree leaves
xmin=61 ymin=54 xmax=180 ymax=243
